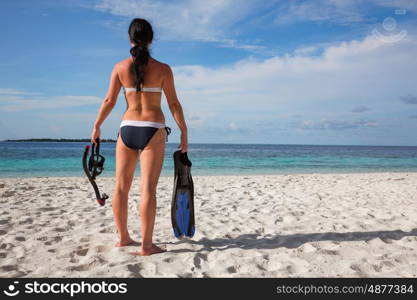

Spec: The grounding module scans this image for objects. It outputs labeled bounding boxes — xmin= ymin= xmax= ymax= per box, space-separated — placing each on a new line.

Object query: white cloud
xmin=86 ymin=0 xmax=416 ymax=56
xmin=3 ymin=33 xmax=416 ymax=140
xmin=296 ymin=119 xmax=377 ymax=130
xmin=375 ymin=0 xmax=417 ymax=13
xmin=0 ymin=88 xmax=41 ymax=96
xmin=172 ymin=33 xmax=417 ymax=134
xmin=294 ymin=45 xmax=319 ymax=56
xmin=0 ymin=91 xmax=102 ymax=112
xmin=274 ymin=0 xmax=364 ymax=25
xmin=273 ymin=0 xmax=417 ymax=26
xmin=88 ymin=0 xmax=275 ymax=50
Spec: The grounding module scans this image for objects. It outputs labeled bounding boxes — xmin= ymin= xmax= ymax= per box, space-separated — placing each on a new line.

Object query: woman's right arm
xmin=91 ymin=63 xmax=122 ymax=145
xmin=162 ymin=64 xmax=188 ymax=153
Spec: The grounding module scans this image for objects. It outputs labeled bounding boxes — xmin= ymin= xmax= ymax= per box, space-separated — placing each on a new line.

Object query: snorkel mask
xmin=82 ymin=138 xmax=109 ymax=206
xmin=88 ymin=141 xmax=105 ymax=179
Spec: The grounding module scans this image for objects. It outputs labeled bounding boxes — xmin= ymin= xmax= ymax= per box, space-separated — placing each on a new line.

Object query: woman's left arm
xmin=91 ymin=64 xmax=122 ymax=144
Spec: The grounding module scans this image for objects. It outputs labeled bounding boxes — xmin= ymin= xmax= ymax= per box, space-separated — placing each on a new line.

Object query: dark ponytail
xmin=128 ymin=18 xmax=153 ymax=92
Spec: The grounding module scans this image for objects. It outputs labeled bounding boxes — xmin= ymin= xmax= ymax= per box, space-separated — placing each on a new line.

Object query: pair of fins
xmin=171 ymin=150 xmax=195 ymax=238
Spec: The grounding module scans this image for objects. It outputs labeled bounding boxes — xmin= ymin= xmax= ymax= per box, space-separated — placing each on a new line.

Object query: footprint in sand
xmin=256 ymin=263 xmax=267 ymax=271
xmin=291 ymin=211 xmax=305 ymax=217
xmin=2 ymin=191 xmax=16 ymax=197
xmin=79 ymin=237 xmax=90 ymax=243
xmin=286 ymin=265 xmax=295 ymax=275
xmin=319 ymin=249 xmax=339 ymax=256
xmin=1 ymin=265 xmax=18 ymax=272
xmin=18 ymin=218 xmax=33 ymax=225
xmin=372 ymin=264 xmax=382 ymax=272
xmin=18 ymin=186 xmax=35 ymax=191
xmin=274 ymin=217 xmax=283 ymax=224
xmin=44 ymin=236 xmax=63 ymax=246
xmin=68 ymin=264 xmax=89 ymax=272
xmin=162 ymin=257 xmax=173 ymax=263
xmin=75 ymin=248 xmax=89 ymax=256
xmin=193 ymin=253 xmax=207 ymax=269
xmin=381 ymin=260 xmax=395 ymax=268
xmin=350 ymin=264 xmax=364 ymax=274
xmin=201 ymin=272 xmax=210 ymax=278
xmin=127 ymin=264 xmax=143 ymax=277
xmin=92 ymin=245 xmax=112 ymax=253
xmin=99 ymin=227 xmax=114 ymax=233
xmin=39 ymin=207 xmax=56 ymax=212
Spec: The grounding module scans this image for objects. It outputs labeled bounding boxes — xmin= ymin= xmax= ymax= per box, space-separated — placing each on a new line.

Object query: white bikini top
xmin=123 ymin=86 xmax=162 ymax=93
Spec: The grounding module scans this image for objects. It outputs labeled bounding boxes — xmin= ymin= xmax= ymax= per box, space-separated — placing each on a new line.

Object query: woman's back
xmin=118 ymin=57 xmax=167 ymax=124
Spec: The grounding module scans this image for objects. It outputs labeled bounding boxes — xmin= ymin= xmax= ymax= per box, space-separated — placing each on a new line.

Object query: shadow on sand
xmin=169 ymin=228 xmax=417 ymax=253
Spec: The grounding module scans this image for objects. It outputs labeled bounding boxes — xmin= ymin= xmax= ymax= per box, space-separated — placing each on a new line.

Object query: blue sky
xmin=0 ymin=0 xmax=417 ymax=145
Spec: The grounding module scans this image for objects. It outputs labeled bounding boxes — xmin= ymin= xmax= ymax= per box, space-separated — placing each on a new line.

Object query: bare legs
xmin=113 ymin=130 xmax=138 ymax=247
xmin=137 ymin=128 xmax=166 ymax=255
xmin=112 ymin=128 xmax=166 ymax=255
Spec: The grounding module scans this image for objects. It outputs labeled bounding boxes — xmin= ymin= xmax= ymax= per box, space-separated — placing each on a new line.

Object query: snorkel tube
xmin=82 ymin=138 xmax=108 ymax=206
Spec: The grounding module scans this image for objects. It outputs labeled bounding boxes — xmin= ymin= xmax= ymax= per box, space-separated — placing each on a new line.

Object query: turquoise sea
xmin=0 ymin=142 xmax=417 ymax=178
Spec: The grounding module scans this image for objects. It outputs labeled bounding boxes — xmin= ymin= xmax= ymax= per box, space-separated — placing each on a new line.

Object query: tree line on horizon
xmin=2 ymin=138 xmax=117 ymax=143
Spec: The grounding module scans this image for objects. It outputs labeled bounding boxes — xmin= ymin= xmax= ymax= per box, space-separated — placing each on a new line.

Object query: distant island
xmin=2 ymin=138 xmax=117 ymax=143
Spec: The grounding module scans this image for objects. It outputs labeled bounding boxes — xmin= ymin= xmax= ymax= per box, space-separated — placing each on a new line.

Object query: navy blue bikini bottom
xmin=117 ymin=120 xmax=171 ymax=151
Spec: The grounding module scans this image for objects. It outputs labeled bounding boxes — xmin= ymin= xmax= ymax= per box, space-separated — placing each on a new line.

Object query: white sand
xmin=0 ymin=173 xmax=417 ymax=277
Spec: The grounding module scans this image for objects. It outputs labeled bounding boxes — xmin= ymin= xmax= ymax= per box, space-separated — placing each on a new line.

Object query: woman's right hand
xmin=91 ymin=126 xmax=101 ymax=145
xmin=178 ymin=132 xmax=188 ymax=153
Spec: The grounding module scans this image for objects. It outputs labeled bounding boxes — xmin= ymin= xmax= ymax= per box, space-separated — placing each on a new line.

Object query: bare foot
xmin=115 ymin=238 xmax=138 ymax=247
xmin=131 ymin=244 xmax=167 ymax=256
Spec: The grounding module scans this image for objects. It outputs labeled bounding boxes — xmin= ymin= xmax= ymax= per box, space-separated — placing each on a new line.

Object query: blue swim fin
xmin=171 ymin=151 xmax=195 ymax=238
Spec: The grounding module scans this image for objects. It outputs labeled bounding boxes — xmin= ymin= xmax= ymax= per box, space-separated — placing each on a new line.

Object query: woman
xmin=91 ymin=18 xmax=188 ymax=256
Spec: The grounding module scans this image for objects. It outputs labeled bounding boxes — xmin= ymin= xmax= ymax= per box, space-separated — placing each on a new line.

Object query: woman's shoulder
xmin=149 ymin=58 xmax=174 ymax=78
xmin=114 ymin=57 xmax=172 ymax=77
xmin=150 ymin=57 xmax=171 ymax=70
xmin=110 ymin=58 xmax=129 ymax=73
xmin=153 ymin=59 xmax=174 ymax=74
xmin=116 ymin=57 xmax=169 ymax=68
xmin=116 ymin=57 xmax=132 ymax=67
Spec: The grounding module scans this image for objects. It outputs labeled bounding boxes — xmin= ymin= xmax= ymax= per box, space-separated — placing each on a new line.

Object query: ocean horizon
xmin=1 ymin=141 xmax=417 ymax=178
